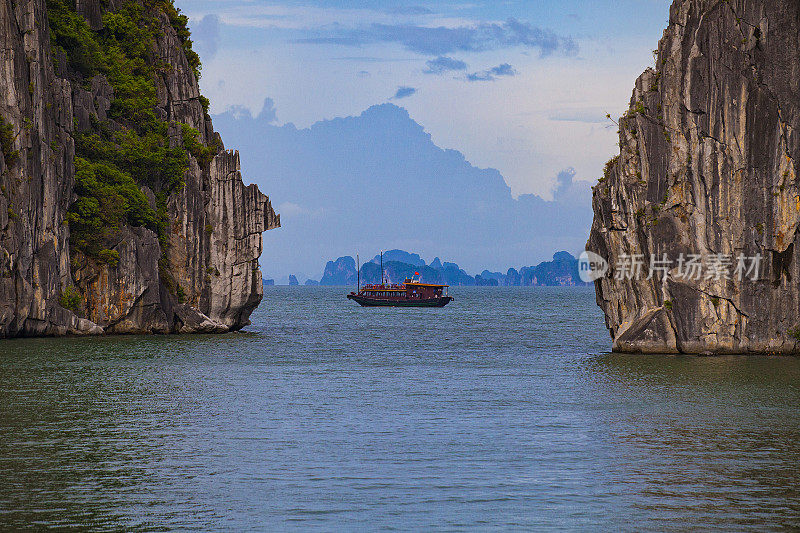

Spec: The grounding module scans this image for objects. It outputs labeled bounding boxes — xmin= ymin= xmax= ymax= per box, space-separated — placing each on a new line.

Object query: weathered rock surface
xmin=589 ymin=0 xmax=800 ymax=353
xmin=0 ymin=0 xmax=87 ymax=336
xmin=0 ymin=0 xmax=279 ymax=337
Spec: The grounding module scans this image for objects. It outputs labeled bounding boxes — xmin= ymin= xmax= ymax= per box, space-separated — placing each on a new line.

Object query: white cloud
xmin=199 ymin=36 xmax=653 ymax=198
xmin=276 ymin=202 xmax=325 ymax=218
xmin=187 ymin=0 xmax=663 ymax=199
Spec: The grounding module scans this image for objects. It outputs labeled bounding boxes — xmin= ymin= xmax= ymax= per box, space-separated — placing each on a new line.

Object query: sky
xmin=175 ymin=0 xmax=672 ymax=281
xmin=213 ymin=103 xmax=595 ymax=282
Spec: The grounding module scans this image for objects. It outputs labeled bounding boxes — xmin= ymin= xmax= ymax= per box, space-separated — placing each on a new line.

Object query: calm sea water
xmin=1 ymin=286 xmax=799 ymax=530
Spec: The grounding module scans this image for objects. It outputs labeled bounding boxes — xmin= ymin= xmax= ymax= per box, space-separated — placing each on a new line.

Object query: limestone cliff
xmin=589 ymin=0 xmax=800 ymax=353
xmin=0 ymin=0 xmax=279 ymax=336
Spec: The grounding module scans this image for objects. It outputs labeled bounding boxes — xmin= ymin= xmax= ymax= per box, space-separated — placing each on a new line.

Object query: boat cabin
xmin=359 ymin=280 xmax=449 ymax=300
xmin=403 ymin=280 xmax=448 ymax=299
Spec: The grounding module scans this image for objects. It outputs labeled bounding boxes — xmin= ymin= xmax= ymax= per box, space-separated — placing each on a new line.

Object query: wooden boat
xmin=347 ymin=252 xmax=453 ymax=307
xmin=348 ymin=280 xmax=453 ymax=307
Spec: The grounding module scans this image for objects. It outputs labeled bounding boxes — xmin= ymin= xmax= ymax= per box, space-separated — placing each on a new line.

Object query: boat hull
xmin=347 ymin=294 xmax=453 ymax=307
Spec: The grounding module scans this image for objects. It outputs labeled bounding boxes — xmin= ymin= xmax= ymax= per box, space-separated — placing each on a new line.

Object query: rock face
xmin=0 ymin=0 xmax=89 ymax=336
xmin=320 ymin=256 xmax=357 ymax=286
xmin=589 ymin=0 xmax=800 ymax=353
xmin=0 ymin=0 xmax=279 ymax=336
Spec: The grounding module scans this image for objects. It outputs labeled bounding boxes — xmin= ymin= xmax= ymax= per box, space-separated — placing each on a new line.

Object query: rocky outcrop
xmin=315 ymin=250 xmax=586 ymax=286
xmin=589 ymin=0 xmax=800 ymax=353
xmin=0 ymin=0 xmax=279 ymax=336
xmin=320 ymin=256 xmax=357 ymax=286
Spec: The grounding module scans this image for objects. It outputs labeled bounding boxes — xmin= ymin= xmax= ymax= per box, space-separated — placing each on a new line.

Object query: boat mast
xmin=380 ymin=250 xmax=384 ymax=286
xmin=357 ymin=253 xmax=360 ymax=292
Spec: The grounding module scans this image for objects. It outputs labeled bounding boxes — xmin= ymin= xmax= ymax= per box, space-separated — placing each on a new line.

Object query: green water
xmin=1 ymin=286 xmax=799 ymax=530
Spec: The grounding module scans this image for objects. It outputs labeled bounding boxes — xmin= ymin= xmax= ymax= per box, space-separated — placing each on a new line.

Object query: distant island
xmin=287 ymin=250 xmax=589 ymax=287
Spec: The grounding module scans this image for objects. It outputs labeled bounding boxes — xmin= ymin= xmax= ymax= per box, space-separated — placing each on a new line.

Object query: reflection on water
xmin=0 ymin=287 xmax=798 ymax=530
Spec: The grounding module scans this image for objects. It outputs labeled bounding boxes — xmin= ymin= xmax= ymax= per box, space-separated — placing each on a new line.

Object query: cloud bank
xmin=192 ymin=14 xmax=220 ymax=59
xmin=212 ymin=100 xmax=594 ymax=279
xmin=296 ymin=18 xmax=578 ymax=57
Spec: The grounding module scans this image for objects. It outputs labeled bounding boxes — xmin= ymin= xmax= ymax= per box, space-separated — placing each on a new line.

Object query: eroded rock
xmin=0 ymin=0 xmax=279 ymax=337
xmin=589 ymin=0 xmax=800 ymax=353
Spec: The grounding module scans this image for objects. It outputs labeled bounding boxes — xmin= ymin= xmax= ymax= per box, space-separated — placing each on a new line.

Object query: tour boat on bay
xmin=348 ymin=280 xmax=452 ymax=307
xmin=346 ymin=252 xmax=453 ymax=307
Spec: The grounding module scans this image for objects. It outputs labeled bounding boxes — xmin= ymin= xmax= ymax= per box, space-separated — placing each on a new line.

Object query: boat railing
xmin=363 ymin=283 xmax=405 ymax=290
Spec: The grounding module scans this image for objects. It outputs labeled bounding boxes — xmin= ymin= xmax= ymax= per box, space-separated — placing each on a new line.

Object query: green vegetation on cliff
xmin=66 ymin=157 xmax=158 ymax=253
xmin=45 ymin=0 xmax=207 ymax=259
xmin=0 ymin=116 xmax=19 ymax=167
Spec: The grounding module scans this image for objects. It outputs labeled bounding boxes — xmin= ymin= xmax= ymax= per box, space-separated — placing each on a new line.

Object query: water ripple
xmin=0 ymin=287 xmax=799 ymax=530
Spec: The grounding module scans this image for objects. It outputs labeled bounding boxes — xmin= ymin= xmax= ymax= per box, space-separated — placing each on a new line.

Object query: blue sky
xmin=178 ymin=0 xmax=670 ymax=196
xmin=175 ymin=0 xmax=671 ymax=279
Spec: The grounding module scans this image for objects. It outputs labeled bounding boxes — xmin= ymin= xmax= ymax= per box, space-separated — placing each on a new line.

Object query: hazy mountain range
xmin=294 ymin=249 xmax=588 ymax=287
xmin=212 ymin=102 xmax=594 ymax=282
